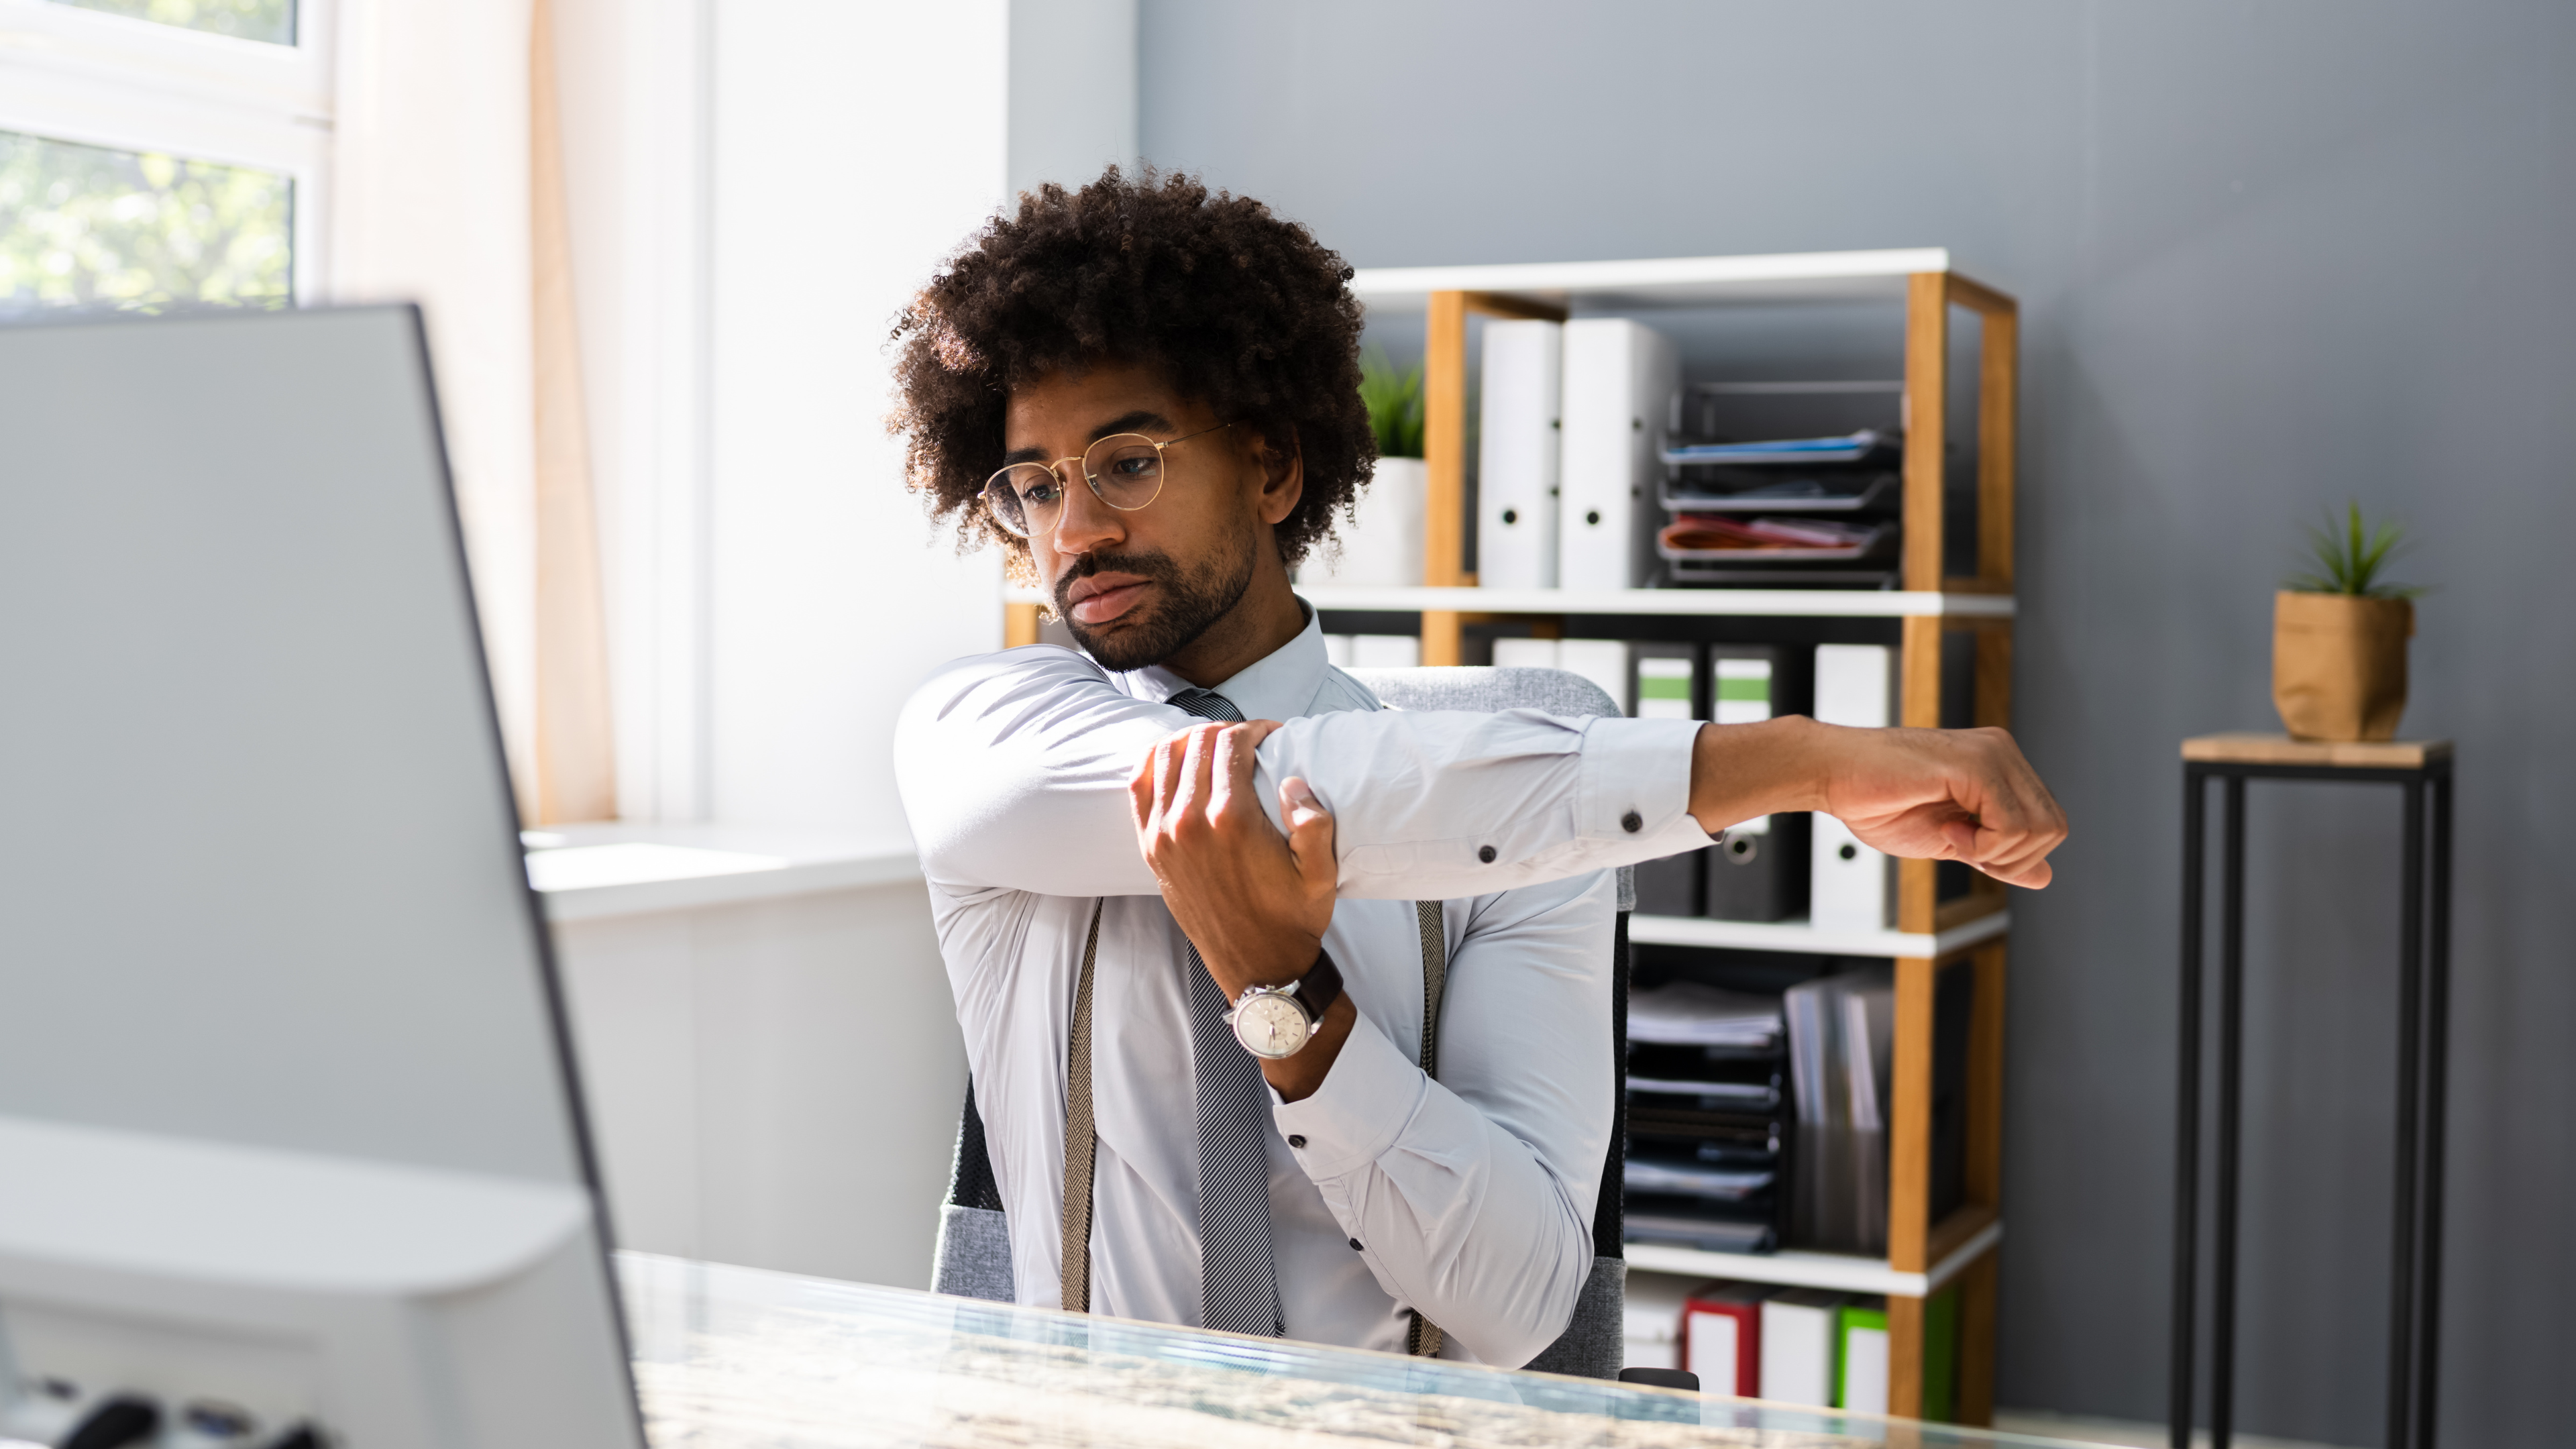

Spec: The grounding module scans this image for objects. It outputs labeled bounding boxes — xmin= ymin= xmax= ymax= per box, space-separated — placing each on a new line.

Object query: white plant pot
xmin=1305 ymin=456 xmax=1426 ymax=588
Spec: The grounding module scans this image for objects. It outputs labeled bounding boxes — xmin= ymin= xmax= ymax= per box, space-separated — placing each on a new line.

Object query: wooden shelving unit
xmin=999 ymin=247 xmax=2021 ymax=1424
xmin=1361 ymin=248 xmax=2019 ymax=1425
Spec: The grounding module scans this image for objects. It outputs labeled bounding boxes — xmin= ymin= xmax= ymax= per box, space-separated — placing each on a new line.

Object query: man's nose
xmin=1049 ymin=462 xmax=1124 ymax=559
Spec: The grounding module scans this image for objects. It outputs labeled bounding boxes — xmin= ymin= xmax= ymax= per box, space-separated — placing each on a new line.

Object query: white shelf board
xmin=1348 ymin=248 xmax=1955 ymax=311
xmin=1625 ymin=1218 xmax=2003 ymax=1299
xmin=1305 ymin=585 xmax=2014 ymax=619
xmin=1004 ymin=584 xmax=2015 ymax=620
xmin=1629 ymin=908 xmax=2010 ymax=960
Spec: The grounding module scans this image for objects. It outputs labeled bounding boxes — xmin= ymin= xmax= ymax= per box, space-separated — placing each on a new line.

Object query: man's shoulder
xmin=906 ymin=644 xmax=1111 ymax=708
xmin=896 ymin=644 xmax=1128 ymax=753
xmin=1312 ymin=665 xmax=1385 ymax=716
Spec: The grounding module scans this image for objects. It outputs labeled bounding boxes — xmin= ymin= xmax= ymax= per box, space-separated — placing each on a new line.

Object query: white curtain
xmin=329 ymin=0 xmax=542 ymax=814
xmin=329 ymin=0 xmax=616 ymax=823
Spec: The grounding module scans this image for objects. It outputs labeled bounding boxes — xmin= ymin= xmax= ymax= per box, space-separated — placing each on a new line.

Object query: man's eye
xmin=1022 ymin=480 xmax=1063 ymax=504
xmin=1110 ymin=455 xmax=1157 ymax=478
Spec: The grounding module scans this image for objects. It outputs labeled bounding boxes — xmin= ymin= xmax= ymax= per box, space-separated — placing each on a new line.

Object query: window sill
xmin=525 ymin=822 xmax=920 ymax=924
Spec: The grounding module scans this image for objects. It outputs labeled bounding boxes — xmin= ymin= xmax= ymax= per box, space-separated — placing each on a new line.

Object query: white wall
xmin=540 ymin=0 xmax=1140 ymax=1287
xmin=553 ymin=881 xmax=965 ymax=1287
xmin=705 ymin=0 xmax=1141 ymax=834
xmin=558 ymin=0 xmax=1138 ymax=837
xmin=705 ymin=1 xmax=1010 ymax=834
xmin=552 ymin=0 xmax=712 ymax=824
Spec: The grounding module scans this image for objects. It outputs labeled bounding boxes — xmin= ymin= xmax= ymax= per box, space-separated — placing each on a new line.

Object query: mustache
xmin=1053 ymin=548 xmax=1184 ymax=613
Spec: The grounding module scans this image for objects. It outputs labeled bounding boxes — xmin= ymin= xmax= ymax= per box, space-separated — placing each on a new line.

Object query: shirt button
xmin=1287 ymin=1134 xmax=1307 ymax=1149
xmin=1348 ymin=1238 xmax=1364 ymax=1252
xmin=1477 ymin=845 xmax=1497 ymax=863
xmin=1621 ymin=810 xmax=1643 ymax=834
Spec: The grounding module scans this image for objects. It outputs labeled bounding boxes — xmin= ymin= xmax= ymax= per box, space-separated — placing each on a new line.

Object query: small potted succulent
xmin=1310 ymin=346 xmax=1428 ymax=586
xmin=2273 ymin=503 xmax=2425 ymax=741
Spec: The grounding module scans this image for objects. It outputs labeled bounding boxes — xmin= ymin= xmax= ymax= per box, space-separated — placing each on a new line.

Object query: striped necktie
xmin=1165 ymin=686 xmax=1283 ymax=1338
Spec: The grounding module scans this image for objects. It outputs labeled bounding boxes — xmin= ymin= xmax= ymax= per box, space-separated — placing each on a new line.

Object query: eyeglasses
xmin=980 ymin=422 xmax=1236 ymax=538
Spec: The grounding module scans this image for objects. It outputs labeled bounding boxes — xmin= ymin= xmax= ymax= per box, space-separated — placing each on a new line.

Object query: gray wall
xmin=1140 ymin=3 xmax=2575 ymax=1444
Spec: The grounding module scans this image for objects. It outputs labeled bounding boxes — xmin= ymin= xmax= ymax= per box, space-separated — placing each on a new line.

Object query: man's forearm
xmin=1686 ymin=714 xmax=2066 ymax=888
xmin=1684 ymin=715 xmax=1831 ymax=830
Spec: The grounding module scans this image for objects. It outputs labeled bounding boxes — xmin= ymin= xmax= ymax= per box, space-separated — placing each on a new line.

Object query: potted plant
xmin=1308 ymin=347 xmax=1427 ymax=586
xmin=2273 ymin=503 xmax=2424 ymax=741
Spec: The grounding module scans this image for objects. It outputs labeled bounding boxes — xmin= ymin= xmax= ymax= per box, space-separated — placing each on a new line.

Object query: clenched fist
xmin=1689 ymin=718 xmax=2066 ymax=889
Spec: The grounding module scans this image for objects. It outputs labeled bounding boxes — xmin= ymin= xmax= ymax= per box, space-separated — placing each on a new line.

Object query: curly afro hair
xmin=888 ymin=166 xmax=1374 ymax=580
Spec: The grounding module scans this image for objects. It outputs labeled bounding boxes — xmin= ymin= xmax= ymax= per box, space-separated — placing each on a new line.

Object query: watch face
xmin=1232 ymin=993 xmax=1311 ymax=1059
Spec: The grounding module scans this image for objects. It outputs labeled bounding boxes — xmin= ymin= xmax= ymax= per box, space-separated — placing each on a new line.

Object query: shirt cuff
xmin=1577 ymin=716 xmax=1715 ymax=853
xmin=1270 ymin=1009 xmax=1425 ymax=1181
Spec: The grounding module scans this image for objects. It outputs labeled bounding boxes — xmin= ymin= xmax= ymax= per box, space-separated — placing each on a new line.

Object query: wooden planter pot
xmin=2273 ymin=591 xmax=2414 ymax=741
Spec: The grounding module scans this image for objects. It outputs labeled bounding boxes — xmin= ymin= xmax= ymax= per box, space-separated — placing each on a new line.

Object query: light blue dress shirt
xmin=895 ymin=605 xmax=1712 ymax=1366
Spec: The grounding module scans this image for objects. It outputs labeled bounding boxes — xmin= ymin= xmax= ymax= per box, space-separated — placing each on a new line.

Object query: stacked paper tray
xmin=1659 ymin=517 xmax=1898 ymax=565
xmin=1659 ymin=428 xmax=1900 ymax=467
xmin=1660 ymin=471 xmax=1900 ymax=515
xmin=1624 ymin=981 xmax=1792 ymax=1256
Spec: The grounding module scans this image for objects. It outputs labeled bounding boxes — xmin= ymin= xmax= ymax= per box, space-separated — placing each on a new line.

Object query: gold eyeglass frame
xmin=980 ymin=421 xmax=1238 ymax=537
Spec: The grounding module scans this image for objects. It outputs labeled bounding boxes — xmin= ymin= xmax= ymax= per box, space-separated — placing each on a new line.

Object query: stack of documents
xmin=1656 ymin=427 xmax=1903 ymax=588
xmin=1628 ymin=981 xmax=1783 ymax=1050
xmin=1661 ymin=472 xmax=1901 ymax=514
xmin=1659 ymin=515 xmax=1896 ymax=563
xmin=1785 ymin=967 xmax=1895 ymax=1254
xmin=1624 ymin=1158 xmax=1776 ymax=1202
xmin=1624 ymin=981 xmax=1791 ymax=1255
xmin=1660 ymin=429 xmax=1900 ymax=466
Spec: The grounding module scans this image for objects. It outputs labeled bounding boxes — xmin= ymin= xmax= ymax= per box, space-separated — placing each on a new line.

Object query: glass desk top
xmin=619 ymin=1253 xmax=2100 ymax=1449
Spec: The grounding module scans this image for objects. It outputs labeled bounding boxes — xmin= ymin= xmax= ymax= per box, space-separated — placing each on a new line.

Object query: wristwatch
xmin=1224 ymin=948 xmax=1345 ymax=1060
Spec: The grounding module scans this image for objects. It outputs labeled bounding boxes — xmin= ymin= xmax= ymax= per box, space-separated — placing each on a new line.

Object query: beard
xmin=1053 ymin=533 xmax=1257 ymax=674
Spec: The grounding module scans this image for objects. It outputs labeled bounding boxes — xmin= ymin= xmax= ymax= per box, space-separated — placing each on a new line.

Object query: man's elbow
xmin=1466 ymin=1218 xmax=1600 ymax=1371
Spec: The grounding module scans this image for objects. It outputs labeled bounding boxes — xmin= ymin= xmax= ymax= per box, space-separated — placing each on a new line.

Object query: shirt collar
xmin=1123 ymin=599 xmax=1332 ymax=721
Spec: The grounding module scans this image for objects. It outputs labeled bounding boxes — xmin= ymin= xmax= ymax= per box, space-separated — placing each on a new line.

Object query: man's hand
xmin=1128 ymin=719 xmax=1340 ymax=998
xmin=1688 ymin=717 xmax=2067 ymax=889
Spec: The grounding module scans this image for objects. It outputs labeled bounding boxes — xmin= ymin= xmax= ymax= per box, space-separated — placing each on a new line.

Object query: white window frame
xmin=0 ymin=0 xmax=333 ymax=303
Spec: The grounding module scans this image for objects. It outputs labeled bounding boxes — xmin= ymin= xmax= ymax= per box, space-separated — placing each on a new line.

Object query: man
xmin=892 ymin=169 xmax=2065 ymax=1367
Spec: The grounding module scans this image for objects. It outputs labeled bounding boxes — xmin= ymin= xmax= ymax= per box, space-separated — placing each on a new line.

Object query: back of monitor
xmin=0 ymin=308 xmax=641 ymax=1449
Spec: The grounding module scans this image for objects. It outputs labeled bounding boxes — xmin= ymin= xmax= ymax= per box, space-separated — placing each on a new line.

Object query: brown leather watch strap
xmin=1293 ymin=946 xmax=1344 ymax=1022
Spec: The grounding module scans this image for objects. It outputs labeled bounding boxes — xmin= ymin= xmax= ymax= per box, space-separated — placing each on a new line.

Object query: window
xmin=1 ymin=132 xmax=293 ymax=310
xmin=0 ymin=0 xmax=329 ymax=315
xmin=57 ymin=0 xmax=294 ymax=45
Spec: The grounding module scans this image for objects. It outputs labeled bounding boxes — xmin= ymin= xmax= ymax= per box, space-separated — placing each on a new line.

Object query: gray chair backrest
xmin=1345 ymin=667 xmax=1633 ymax=1378
xmin=932 ymin=665 xmax=1636 ymax=1378
xmin=1344 ymin=667 xmax=1634 ymax=914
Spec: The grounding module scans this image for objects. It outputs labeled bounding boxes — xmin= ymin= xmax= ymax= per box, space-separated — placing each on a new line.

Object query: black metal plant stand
xmin=2170 ymin=735 xmax=2454 ymax=1449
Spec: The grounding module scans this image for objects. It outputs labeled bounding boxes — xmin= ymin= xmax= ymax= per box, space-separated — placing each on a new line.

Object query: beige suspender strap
xmin=1412 ymin=899 xmax=1448 ymax=1082
xmin=1060 ymin=899 xmax=1106 ymax=1313
xmin=1406 ymin=899 xmax=1447 ymax=1359
xmin=1061 ymin=897 xmax=1452 ymax=1351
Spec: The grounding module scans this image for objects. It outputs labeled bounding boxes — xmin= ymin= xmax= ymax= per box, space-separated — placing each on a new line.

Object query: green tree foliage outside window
xmin=0 ymin=130 xmax=293 ymax=315
xmin=54 ymin=0 xmax=294 ymax=46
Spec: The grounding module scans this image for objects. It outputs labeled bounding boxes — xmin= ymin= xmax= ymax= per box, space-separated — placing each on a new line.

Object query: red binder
xmin=1680 ymin=1281 xmax=1773 ymax=1397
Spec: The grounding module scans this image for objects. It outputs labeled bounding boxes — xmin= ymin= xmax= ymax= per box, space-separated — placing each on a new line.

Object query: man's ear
xmin=1250 ymin=425 xmax=1303 ymax=527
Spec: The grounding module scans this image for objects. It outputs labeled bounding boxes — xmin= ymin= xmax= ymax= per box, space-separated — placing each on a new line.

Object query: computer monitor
xmin=0 ymin=309 xmax=643 ymax=1449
